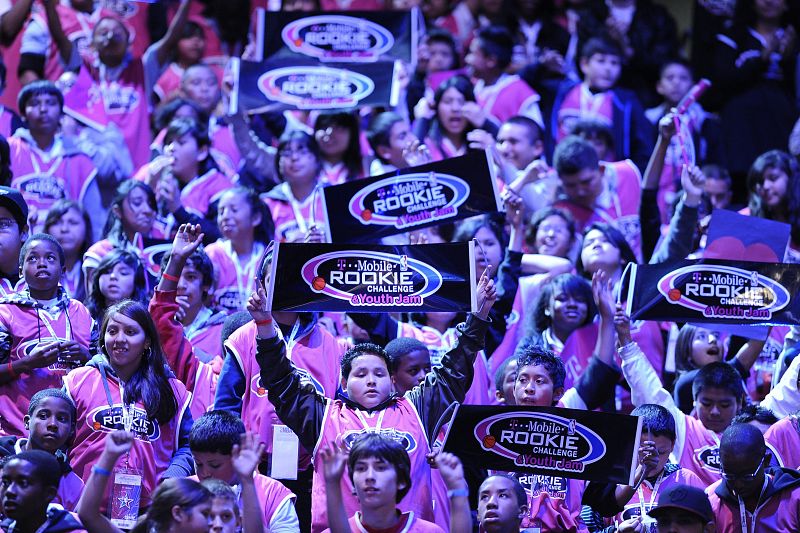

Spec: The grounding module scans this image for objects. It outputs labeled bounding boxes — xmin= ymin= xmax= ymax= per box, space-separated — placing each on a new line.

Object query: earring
xmin=144 ymin=346 xmax=152 ymax=360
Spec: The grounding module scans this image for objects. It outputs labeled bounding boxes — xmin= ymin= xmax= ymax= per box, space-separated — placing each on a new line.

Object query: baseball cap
xmin=649 ymin=484 xmax=713 ymax=523
xmin=0 ymin=187 xmax=29 ymax=230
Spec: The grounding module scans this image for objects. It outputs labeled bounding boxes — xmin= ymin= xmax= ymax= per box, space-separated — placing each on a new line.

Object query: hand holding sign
xmin=614 ymin=304 xmax=633 ymax=346
xmin=592 ymin=270 xmax=615 ymax=321
xmin=476 ymin=270 xmax=497 ymax=320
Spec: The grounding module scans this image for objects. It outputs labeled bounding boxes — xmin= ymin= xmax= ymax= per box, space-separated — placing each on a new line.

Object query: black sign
xmin=322 ymin=151 xmax=502 ymax=244
xmin=257 ymin=9 xmax=419 ymax=64
xmin=229 ymin=57 xmax=398 ymax=113
xmin=624 ymin=259 xmax=800 ymax=325
xmin=442 ymin=405 xmax=641 ymax=485
xmin=265 ymin=242 xmax=476 ymax=313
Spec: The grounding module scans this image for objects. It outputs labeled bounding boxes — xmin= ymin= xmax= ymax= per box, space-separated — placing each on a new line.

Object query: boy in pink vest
xmin=707 ymin=423 xmax=800 ymax=532
xmin=764 ymin=415 xmax=800 ymax=469
xmin=189 ymin=411 xmax=299 ymax=532
xmin=466 ymin=26 xmax=542 ymax=128
xmin=249 ymin=274 xmax=497 ymax=532
xmin=321 ymin=433 xmax=443 ymax=533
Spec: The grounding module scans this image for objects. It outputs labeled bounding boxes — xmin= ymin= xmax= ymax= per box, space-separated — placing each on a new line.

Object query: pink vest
xmin=82 ymin=59 xmax=150 ymax=168
xmin=153 ymin=63 xmax=184 ymax=102
xmin=189 ymin=473 xmax=295 ymax=528
xmin=204 ymin=240 xmax=265 ymax=313
xmin=560 ymin=322 xmax=599 ymax=391
xmin=397 ymin=322 xmax=492 ymax=405
xmin=0 ymin=300 xmax=94 ymax=436
xmin=63 ymin=366 xmax=191 ymax=508
xmin=8 ymin=136 xmax=97 ymax=220
xmin=745 ymin=325 xmax=789 ymax=401
xmin=475 ymin=75 xmax=541 ymax=125
xmin=83 ymin=236 xmax=168 ymax=280
xmin=264 ymin=187 xmax=326 ymax=243
xmin=680 ymin=415 xmax=721 ymax=487
xmin=707 ymin=476 xmax=800 ymax=533
xmin=557 ymin=84 xmax=614 ymax=141
xmin=224 ymin=321 xmax=345 ymax=460
xmin=180 ymin=169 xmax=235 ymax=217
xmin=518 ymin=474 xmax=588 ymax=532
xmin=0 ymin=108 xmax=14 ymax=138
xmin=312 ymin=398 xmax=433 ymax=533
xmin=765 ymin=416 xmax=800 ymax=469
xmin=326 ymin=512 xmax=444 ymax=533
xmin=554 ymin=159 xmax=642 ymax=261
xmin=615 ymin=467 xmax=705 ymax=526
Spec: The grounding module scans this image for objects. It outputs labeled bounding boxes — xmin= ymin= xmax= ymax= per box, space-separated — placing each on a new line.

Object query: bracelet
xmin=255 ymin=318 xmax=273 ymax=326
xmin=6 ymin=361 xmax=15 ymax=378
xmin=92 ymin=465 xmax=112 ymax=477
xmin=447 ymin=488 xmax=469 ymax=499
xmin=162 ymin=272 xmax=179 ymax=282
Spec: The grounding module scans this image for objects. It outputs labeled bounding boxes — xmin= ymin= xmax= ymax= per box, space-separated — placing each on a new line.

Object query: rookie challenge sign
xmin=624 ymin=259 xmax=800 ymax=325
xmin=442 ymin=405 xmax=641 ymax=484
xmin=323 ymin=151 xmax=502 ymax=243
xmin=257 ymin=9 xmax=419 ymax=64
xmin=229 ymin=57 xmax=398 ymax=113
xmin=265 ymin=242 xmax=476 ymax=312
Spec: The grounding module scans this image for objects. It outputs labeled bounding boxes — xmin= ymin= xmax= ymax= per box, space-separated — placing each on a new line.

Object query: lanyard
xmin=354 ymin=408 xmax=387 ymax=432
xmin=440 ymin=137 xmax=466 ymax=159
xmin=37 ymin=304 xmax=71 ymax=342
xmin=286 ymin=183 xmax=318 ymax=235
xmin=276 ymin=319 xmax=302 ymax=361
xmin=737 ymin=477 xmax=769 ymax=533
xmin=637 ymin=469 xmax=664 ymax=520
xmin=227 ymin=240 xmax=264 ymax=305
xmin=97 ymin=363 xmax=135 ymax=430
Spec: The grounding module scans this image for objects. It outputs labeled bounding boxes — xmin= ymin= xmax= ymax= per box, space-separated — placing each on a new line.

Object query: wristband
xmin=6 ymin=361 xmax=15 ymax=378
xmin=162 ymin=272 xmax=179 ymax=282
xmin=92 ymin=465 xmax=112 ymax=477
xmin=255 ymin=318 xmax=273 ymax=326
xmin=447 ymin=488 xmax=469 ymax=499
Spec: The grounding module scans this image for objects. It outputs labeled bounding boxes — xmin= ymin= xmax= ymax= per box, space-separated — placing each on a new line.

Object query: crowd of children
xmin=0 ymin=0 xmax=799 ymax=532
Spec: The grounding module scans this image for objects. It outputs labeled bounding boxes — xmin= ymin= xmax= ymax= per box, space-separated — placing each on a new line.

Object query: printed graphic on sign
xmin=281 ymin=15 xmax=394 ymax=61
xmin=349 ymin=173 xmax=470 ymax=229
xmin=473 ymin=412 xmax=606 ymax=473
xmin=258 ymin=66 xmax=375 ymax=109
xmin=341 ymin=428 xmax=417 ymax=453
xmin=86 ymin=405 xmax=160 ymax=441
xmin=695 ymin=444 xmax=721 ymax=472
xmin=301 ymin=250 xmax=443 ymax=306
xmin=657 ymin=264 xmax=791 ymax=320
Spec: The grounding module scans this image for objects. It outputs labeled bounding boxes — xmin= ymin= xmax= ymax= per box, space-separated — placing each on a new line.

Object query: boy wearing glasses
xmin=707 ymin=423 xmax=800 ymax=532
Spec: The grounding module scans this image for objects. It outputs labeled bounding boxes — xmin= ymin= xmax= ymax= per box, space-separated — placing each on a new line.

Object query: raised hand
xmin=171 ymin=224 xmax=204 ymax=260
xmin=614 ymin=303 xmax=633 ymax=346
xmin=231 ymin=432 xmax=265 ymax=480
xmin=320 ymin=442 xmax=349 ymax=484
xmin=658 ymin=112 xmax=677 ymax=140
xmin=434 ymin=452 xmax=467 ymax=491
xmin=503 ymin=193 xmax=525 ymax=230
xmin=592 ymin=270 xmax=615 ymax=320
xmin=246 ymin=280 xmax=272 ymax=324
xmin=104 ymin=430 xmax=134 ymax=459
xmin=403 ymin=140 xmax=432 ymax=167
xmin=476 ymin=269 xmax=497 ymax=320
xmin=681 ymin=164 xmax=706 ymax=205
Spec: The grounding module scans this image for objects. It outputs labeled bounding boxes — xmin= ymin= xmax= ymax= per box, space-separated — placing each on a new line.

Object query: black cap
xmin=0 ymin=187 xmax=28 ymax=230
xmin=649 ymin=484 xmax=713 ymax=524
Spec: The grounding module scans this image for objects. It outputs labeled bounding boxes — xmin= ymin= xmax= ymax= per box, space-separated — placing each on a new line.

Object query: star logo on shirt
xmin=117 ymin=493 xmax=133 ymax=509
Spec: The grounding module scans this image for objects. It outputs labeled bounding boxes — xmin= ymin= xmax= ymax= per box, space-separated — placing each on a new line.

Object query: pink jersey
xmin=205 ymin=240 xmax=266 ymax=313
xmin=517 ymin=473 xmax=587 ymax=532
xmin=745 ymin=325 xmax=789 ymax=401
xmin=0 ymin=295 xmax=94 ymax=436
xmin=707 ymin=475 xmax=800 ymax=533
xmin=63 ymin=363 xmax=191 ymax=509
xmin=320 ymin=161 xmax=361 ymax=185
xmin=554 ymin=159 xmax=643 ymax=261
xmin=153 ymin=63 xmax=184 ymax=102
xmin=264 ymin=183 xmax=326 ymax=243
xmin=312 ymin=397 xmax=434 ymax=533
xmin=185 ymin=313 xmax=225 ymax=364
xmin=224 ymin=321 xmax=346 ymax=464
xmin=765 ymin=416 xmax=800 ymax=469
xmin=557 ymin=84 xmax=614 ymax=141
xmin=397 ymin=322 xmax=492 ymax=406
xmin=130 ymin=168 xmax=233 ymax=218
xmin=82 ymin=236 xmax=171 ymax=280
xmin=614 ymin=466 xmax=705 ymax=527
xmin=8 ymin=134 xmax=97 ymax=222
xmin=679 ymin=415 xmax=721 ymax=487
xmin=324 ymin=512 xmax=444 ymax=533
xmin=190 ymin=473 xmax=295 ymax=529
xmin=474 ymin=74 xmax=542 ymax=126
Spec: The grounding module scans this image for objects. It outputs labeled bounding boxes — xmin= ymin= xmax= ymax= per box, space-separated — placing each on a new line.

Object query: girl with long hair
xmin=43 ymin=200 xmax=93 ymax=301
xmin=314 ymin=112 xmax=365 ymax=185
xmin=64 ymin=300 xmax=194 ymax=513
xmin=85 ymin=250 xmax=149 ymax=320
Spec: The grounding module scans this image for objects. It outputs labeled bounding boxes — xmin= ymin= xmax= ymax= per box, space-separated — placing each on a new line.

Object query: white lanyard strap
xmin=276 ymin=318 xmax=302 ymax=361
xmin=637 ymin=469 xmax=664 ymax=519
xmin=38 ymin=305 xmax=70 ymax=341
xmin=354 ymin=408 xmax=387 ymax=432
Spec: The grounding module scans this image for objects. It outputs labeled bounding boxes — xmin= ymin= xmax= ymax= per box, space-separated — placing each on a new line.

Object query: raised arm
xmin=76 ymin=431 xmax=133 ymax=533
xmin=320 ymin=443 xmax=351 ymax=533
xmin=435 ymin=452 xmax=472 ymax=533
xmin=649 ymin=164 xmax=704 ymax=265
xmin=639 ymin=114 xmax=675 ymax=261
xmin=42 ymin=0 xmax=73 ymax=66
xmin=147 ymin=0 xmax=192 ymax=68
xmin=231 ymin=432 xmax=267 ymax=533
xmin=0 ymin=0 xmax=34 ymax=45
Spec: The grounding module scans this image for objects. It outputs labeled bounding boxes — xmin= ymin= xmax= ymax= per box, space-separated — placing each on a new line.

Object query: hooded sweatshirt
xmin=0 ymin=505 xmax=87 ymax=533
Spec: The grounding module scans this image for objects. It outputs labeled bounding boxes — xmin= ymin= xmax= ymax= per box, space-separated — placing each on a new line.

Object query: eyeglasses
xmin=279 ymin=146 xmax=312 ymax=159
xmin=721 ymin=456 xmax=764 ymax=482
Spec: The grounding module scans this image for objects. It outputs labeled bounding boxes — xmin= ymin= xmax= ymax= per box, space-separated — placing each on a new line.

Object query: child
xmin=320 ymin=433 xmax=443 ymax=533
xmin=0 ymin=186 xmax=29 ymax=296
xmin=544 ymin=38 xmax=653 ymax=170
xmin=205 ymin=186 xmax=273 ymax=313
xmin=765 ymin=414 xmax=800 ymax=470
xmin=7 ymin=81 xmax=97 ymax=230
xmin=0 ymin=234 xmax=95 ymax=437
xmin=263 ymin=131 xmax=326 ymax=243
xmin=43 ymin=200 xmax=92 ymax=301
xmin=153 ymin=22 xmax=208 ymax=103
xmin=251 ymin=272 xmax=497 ymax=532
xmin=201 ymin=480 xmax=240 ymax=533
xmin=583 ymin=404 xmax=705 ymax=531
xmin=465 ymin=25 xmax=542 ymax=127
xmin=384 ymin=337 xmax=432 ymax=395
xmin=0 ymin=389 xmax=84 ymax=511
xmin=84 ymin=249 xmax=149 ymax=320
xmin=493 ymin=356 xmax=517 ymax=405
xmin=0 ymin=450 xmax=86 ymax=533
xmin=366 ymin=112 xmax=419 ymax=175
xmin=476 ymin=475 xmax=529 ymax=533
xmin=553 ymin=135 xmax=642 ymax=261
xmin=189 ymin=411 xmax=299 ymax=531
xmin=158 ymin=246 xmax=226 ymax=362
xmin=314 ymin=112 xmax=365 ymax=185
